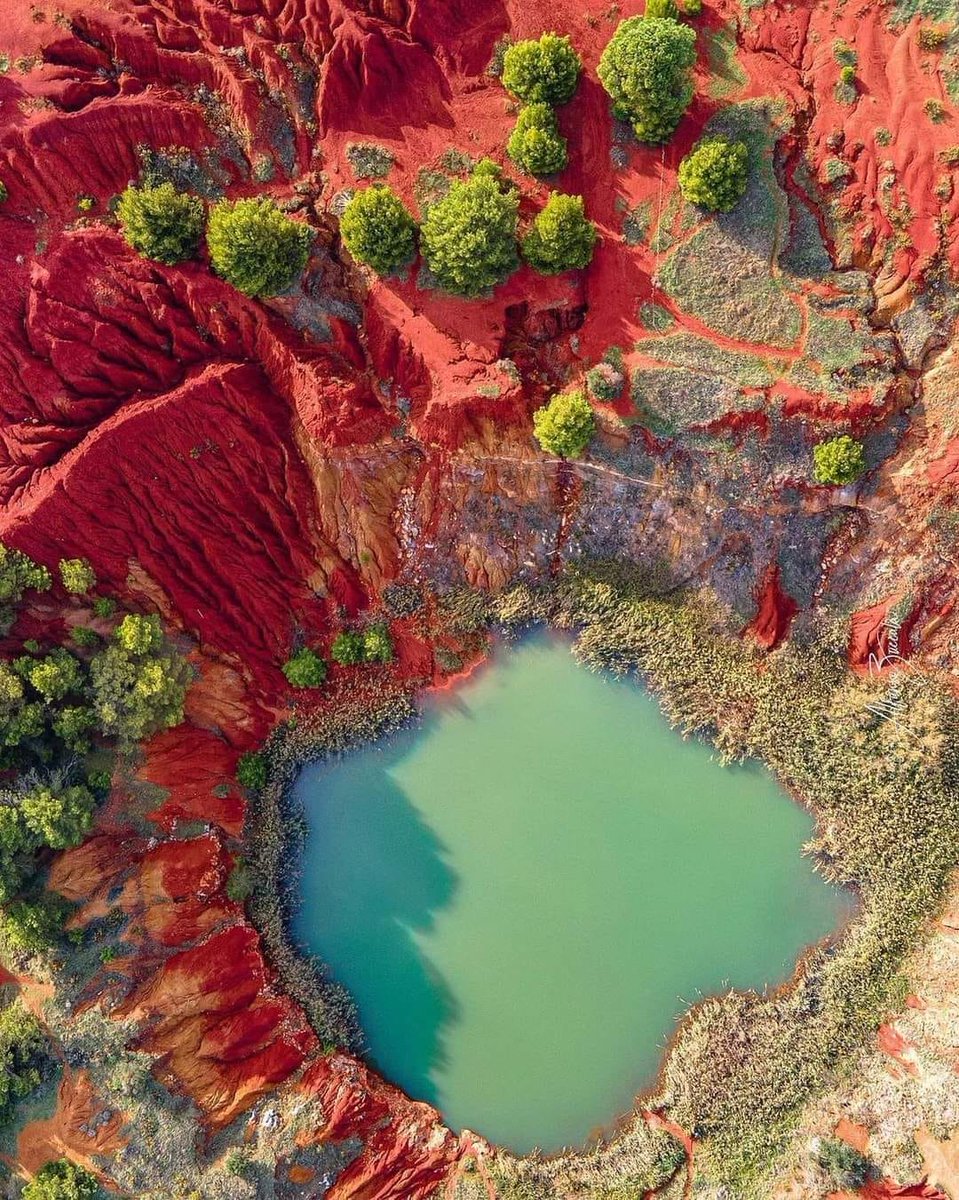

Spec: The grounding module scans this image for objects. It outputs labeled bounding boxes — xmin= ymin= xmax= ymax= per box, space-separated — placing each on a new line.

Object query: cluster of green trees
xmin=502 ymin=34 xmax=581 ymax=178
xmin=0 ymin=999 xmax=47 ymax=1126
xmin=0 ymin=547 xmax=189 ymax=956
xmin=118 ymin=185 xmax=313 ymax=297
xmin=330 ymin=623 xmax=394 ymax=666
xmin=341 ymin=161 xmax=596 ymax=296
xmin=22 ymin=1159 xmax=99 ymax=1200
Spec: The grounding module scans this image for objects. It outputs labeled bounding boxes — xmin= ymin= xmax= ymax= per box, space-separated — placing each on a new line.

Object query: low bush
xmin=812 ymin=1137 xmax=872 ymax=1190
xmin=420 ymin=163 xmax=519 ymax=296
xmin=522 ymin=192 xmax=597 ymax=274
xmin=207 ymin=197 xmax=313 ymax=296
xmin=678 ymin=136 xmax=749 ymax=211
xmin=331 ymin=631 xmax=366 ymax=665
xmin=281 ymin=647 xmax=327 ymax=688
xmin=645 ymin=0 xmax=679 ymax=16
xmin=598 ymin=17 xmax=697 ymax=143
xmin=362 ymin=624 xmax=394 ymax=664
xmin=236 ymin=751 xmax=268 ymax=791
xmin=587 ymin=362 xmax=625 ymax=400
xmin=532 ymin=388 xmax=596 ymax=457
xmin=501 ymin=33 xmax=582 ymax=105
xmin=812 ymin=434 xmax=866 ymax=485
xmin=506 ymin=103 xmax=568 ymax=177
xmin=116 ymin=182 xmax=205 ymax=265
xmin=0 ymin=999 xmax=47 ymax=1126
xmin=340 ymin=186 xmax=417 ymax=275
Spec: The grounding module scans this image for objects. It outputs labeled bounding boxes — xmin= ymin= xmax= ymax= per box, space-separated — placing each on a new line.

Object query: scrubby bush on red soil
xmin=420 ymin=161 xmax=519 ymax=295
xmin=501 ymin=33 xmax=582 ymax=105
xmin=207 ymin=197 xmax=313 ymax=296
xmin=117 ymin=183 xmax=205 ymax=265
xmin=340 ymin=185 xmax=417 ymax=275
xmin=598 ymin=15 xmax=697 ymax=143
xmin=522 ymin=191 xmax=596 ymax=274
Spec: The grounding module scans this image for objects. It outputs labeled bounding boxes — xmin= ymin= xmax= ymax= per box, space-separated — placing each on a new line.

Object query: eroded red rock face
xmin=2 ymin=0 xmax=958 ymax=1194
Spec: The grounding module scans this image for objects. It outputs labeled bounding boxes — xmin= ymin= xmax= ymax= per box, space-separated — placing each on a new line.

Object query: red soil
xmin=0 ymin=0 xmax=955 ymax=1194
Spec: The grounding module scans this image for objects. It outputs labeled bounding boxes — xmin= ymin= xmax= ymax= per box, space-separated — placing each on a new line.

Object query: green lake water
xmin=293 ymin=631 xmax=850 ymax=1153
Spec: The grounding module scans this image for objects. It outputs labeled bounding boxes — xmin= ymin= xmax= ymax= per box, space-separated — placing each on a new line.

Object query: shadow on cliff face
xmin=293 ymin=715 xmax=459 ymax=1109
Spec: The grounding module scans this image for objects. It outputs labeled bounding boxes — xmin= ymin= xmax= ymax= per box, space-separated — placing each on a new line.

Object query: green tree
xmin=501 ymin=33 xmax=582 ymax=105
xmin=0 ymin=897 xmax=66 ymax=956
xmin=420 ymin=165 xmax=519 ymax=296
xmin=506 ymin=104 xmax=568 ymax=177
xmin=340 ymin=186 xmax=417 ymax=275
xmin=207 ymin=197 xmax=313 ymax=296
xmin=281 ymin=648 xmax=327 ymax=688
xmin=22 ymin=1159 xmax=99 ymax=1200
xmin=90 ymin=623 xmax=189 ymax=743
xmin=0 ymin=1000 xmax=47 ymax=1123
xmin=678 ymin=136 xmax=749 ymax=211
xmin=114 ymin=614 xmax=162 ymax=655
xmin=0 ymin=545 xmax=50 ymax=630
xmin=21 ymin=649 xmax=84 ymax=704
xmin=812 ymin=1138 xmax=872 ymax=1190
xmin=645 ymin=0 xmax=679 ymax=17
xmin=20 ymin=785 xmax=94 ymax=850
xmin=0 ymin=806 xmax=32 ymax=903
xmin=330 ymin=631 xmax=366 ymax=665
xmin=236 ymin=751 xmax=268 ymax=791
xmin=598 ymin=17 xmax=697 ymax=143
xmin=522 ymin=193 xmax=597 ymax=274
xmin=116 ymin=183 xmax=205 ymax=266
xmin=58 ymin=559 xmax=96 ymax=596
xmin=812 ymin=435 xmax=866 ymax=485
xmin=51 ymin=707 xmax=97 ymax=753
xmin=362 ymin=624 xmax=394 ymax=664
xmin=532 ymin=389 xmax=596 ymax=458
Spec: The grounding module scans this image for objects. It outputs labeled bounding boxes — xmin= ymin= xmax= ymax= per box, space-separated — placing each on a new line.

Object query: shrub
xmin=58 ymin=559 xmax=95 ymax=595
xmin=116 ymin=183 xmax=205 ymax=265
xmin=681 ymin=0 xmax=702 ymax=13
xmin=678 ymin=136 xmax=749 ymax=212
xmin=521 ymin=192 xmax=597 ymax=274
xmin=420 ymin=165 xmax=519 ymax=296
xmin=70 ymin=627 xmax=99 ymax=649
xmin=51 ymin=706 xmax=97 ymax=752
xmin=207 ymin=197 xmax=313 ymax=296
xmin=115 ymin=614 xmax=162 ymax=655
xmin=506 ymin=103 xmax=568 ymax=176
xmin=22 ymin=1159 xmax=99 ymax=1200
xmin=362 ymin=624 xmax=394 ymax=664
xmin=586 ymin=362 xmax=625 ymax=400
xmin=236 ymin=751 xmax=268 ymax=791
xmin=501 ymin=33 xmax=582 ymax=105
xmin=0 ymin=543 xmax=50 ymax=614
xmin=0 ymin=182 xmax=7 ymax=203
xmin=340 ymin=186 xmax=416 ymax=275
xmin=345 ymin=142 xmax=395 ymax=180
xmin=812 ymin=434 xmax=866 ymax=485
xmin=925 ymin=98 xmax=947 ymax=123
xmin=812 ymin=1138 xmax=872 ymax=1190
xmin=281 ymin=647 xmax=327 ymax=688
xmin=91 ymin=597 xmax=116 ymax=620
xmin=532 ymin=388 xmax=595 ymax=458
xmin=645 ymin=0 xmax=679 ymax=17
xmin=598 ymin=17 xmax=697 ymax=143
xmin=20 ymin=785 xmax=94 ymax=850
xmin=331 ymin=631 xmax=366 ymax=665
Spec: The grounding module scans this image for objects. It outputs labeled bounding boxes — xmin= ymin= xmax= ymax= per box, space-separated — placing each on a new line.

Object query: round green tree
xmin=678 ymin=136 xmax=749 ymax=211
xmin=20 ymin=786 xmax=94 ymax=851
xmin=331 ymin=631 xmax=366 ymax=665
xmin=522 ymin=192 xmax=597 ymax=274
xmin=812 ymin=435 xmax=866 ymax=485
xmin=420 ymin=167 xmax=519 ymax=297
xmin=501 ymin=33 xmax=582 ymax=105
xmin=598 ymin=17 xmax=697 ymax=143
xmin=340 ymin=186 xmax=417 ymax=275
xmin=281 ymin=647 xmax=327 ymax=688
xmin=506 ymin=103 xmax=568 ymax=177
xmin=58 ymin=559 xmax=95 ymax=596
xmin=207 ymin=197 xmax=313 ymax=296
xmin=532 ymin=388 xmax=596 ymax=458
xmin=116 ymin=183 xmax=205 ymax=266
xmin=22 ymin=1159 xmax=99 ymax=1200
xmin=645 ymin=0 xmax=679 ymax=16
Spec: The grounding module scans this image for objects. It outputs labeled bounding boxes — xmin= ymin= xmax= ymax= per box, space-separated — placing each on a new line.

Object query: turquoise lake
xmin=293 ymin=631 xmax=850 ymax=1153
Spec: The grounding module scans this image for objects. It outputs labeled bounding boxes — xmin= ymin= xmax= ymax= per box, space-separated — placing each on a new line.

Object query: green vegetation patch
xmin=638 ymin=331 xmax=782 ymax=388
xmin=631 ymin=366 xmax=760 ymax=435
xmin=705 ymin=25 xmax=749 ymax=99
xmin=658 ymin=222 xmax=802 ymax=347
